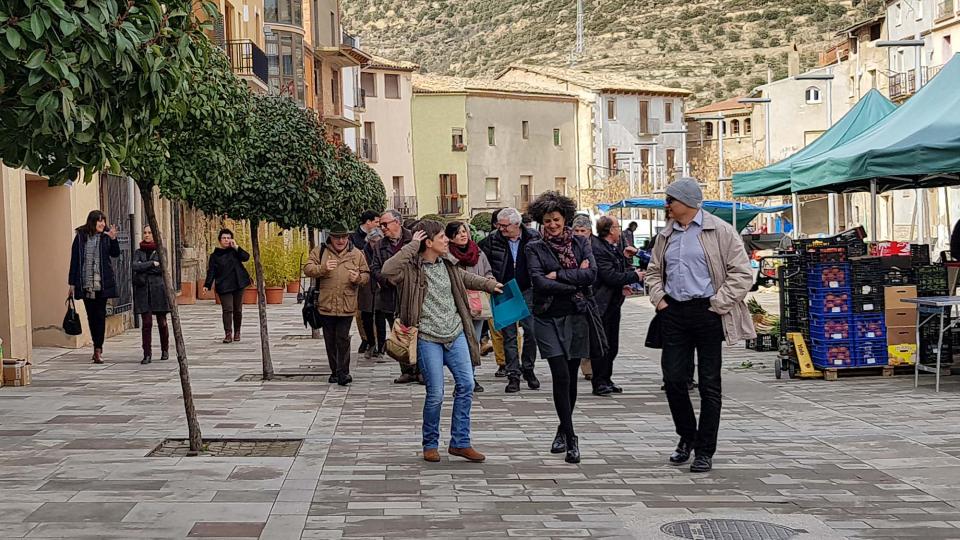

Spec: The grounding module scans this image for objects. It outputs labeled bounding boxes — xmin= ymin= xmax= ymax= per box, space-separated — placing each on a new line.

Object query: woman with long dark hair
xmin=525 ymin=192 xmax=599 ymax=464
xmin=132 ymin=225 xmax=170 ymax=364
xmin=446 ymin=220 xmax=494 ymax=393
xmin=68 ymin=210 xmax=121 ymax=364
xmin=202 ymin=228 xmax=252 ymax=343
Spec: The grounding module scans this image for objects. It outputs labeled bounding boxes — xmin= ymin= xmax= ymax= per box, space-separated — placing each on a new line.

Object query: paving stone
xmin=186 ymin=521 xmax=265 ymax=537
xmin=24 ymin=502 xmax=135 ymax=522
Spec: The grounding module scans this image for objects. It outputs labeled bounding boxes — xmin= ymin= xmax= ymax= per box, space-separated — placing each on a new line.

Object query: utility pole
xmin=569 ymin=0 xmax=584 ymax=66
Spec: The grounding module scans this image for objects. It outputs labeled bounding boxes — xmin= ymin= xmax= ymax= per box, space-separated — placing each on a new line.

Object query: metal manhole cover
xmin=661 ymin=519 xmax=804 ymax=540
xmin=235 ymin=373 xmax=328 ymax=382
xmin=147 ymin=438 xmax=303 ymax=457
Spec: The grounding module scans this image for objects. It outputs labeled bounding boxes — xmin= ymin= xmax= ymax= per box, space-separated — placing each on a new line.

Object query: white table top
xmin=902 ymin=296 xmax=960 ymax=307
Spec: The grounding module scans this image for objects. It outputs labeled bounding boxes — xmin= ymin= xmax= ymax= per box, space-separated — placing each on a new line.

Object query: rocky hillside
xmin=342 ymin=0 xmax=885 ymax=106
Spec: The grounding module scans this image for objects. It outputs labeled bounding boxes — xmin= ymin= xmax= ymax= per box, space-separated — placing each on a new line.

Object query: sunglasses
xmin=379 ymin=220 xmax=397 ymax=228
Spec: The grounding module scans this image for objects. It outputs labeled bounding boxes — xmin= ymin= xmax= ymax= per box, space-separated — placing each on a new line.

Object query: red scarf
xmin=140 ymin=241 xmax=157 ymax=252
xmin=545 ymin=227 xmax=577 ymax=269
xmin=450 ymin=239 xmax=480 ymax=267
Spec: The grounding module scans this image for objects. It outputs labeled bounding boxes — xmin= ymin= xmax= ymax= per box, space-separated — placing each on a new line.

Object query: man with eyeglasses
xmin=645 ymin=178 xmax=754 ymax=473
xmin=370 ymin=209 xmax=420 ymax=384
xmin=478 ymin=206 xmax=541 ymax=393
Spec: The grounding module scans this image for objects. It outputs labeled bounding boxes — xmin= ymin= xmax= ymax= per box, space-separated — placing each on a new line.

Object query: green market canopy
xmin=598 ymin=199 xmax=791 ymax=232
xmin=731 ymin=89 xmax=896 ymax=197
xmin=790 ymin=54 xmax=960 ymax=193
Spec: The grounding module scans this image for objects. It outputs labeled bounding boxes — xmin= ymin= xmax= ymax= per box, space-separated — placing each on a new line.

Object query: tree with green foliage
xmin=0 ymin=0 xmax=243 ymax=453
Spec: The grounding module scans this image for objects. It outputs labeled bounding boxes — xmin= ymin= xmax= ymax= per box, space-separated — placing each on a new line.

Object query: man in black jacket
xmin=591 ymin=216 xmax=643 ymax=395
xmin=479 ymin=207 xmax=542 ymax=393
xmin=370 ymin=209 xmax=419 ymax=384
xmin=351 ymin=210 xmax=381 ymax=250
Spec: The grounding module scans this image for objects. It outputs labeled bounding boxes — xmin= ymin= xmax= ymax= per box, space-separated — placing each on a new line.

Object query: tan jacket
xmin=381 ymin=239 xmax=499 ymax=366
xmin=646 ymin=211 xmax=756 ymax=343
xmin=303 ymin=243 xmax=370 ymax=316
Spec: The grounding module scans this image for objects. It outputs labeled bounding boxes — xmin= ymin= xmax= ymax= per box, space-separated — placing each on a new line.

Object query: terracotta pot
xmin=196 ymin=280 xmax=217 ymax=301
xmin=286 ymin=281 xmax=301 ymax=294
xmin=177 ymin=281 xmax=196 ymax=305
xmin=242 ymin=286 xmax=258 ymax=305
xmin=265 ymin=287 xmax=285 ymax=305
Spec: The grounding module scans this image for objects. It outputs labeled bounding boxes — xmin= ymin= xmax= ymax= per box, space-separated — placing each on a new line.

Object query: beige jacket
xmin=303 ymin=243 xmax=370 ymax=316
xmin=646 ymin=211 xmax=756 ymax=343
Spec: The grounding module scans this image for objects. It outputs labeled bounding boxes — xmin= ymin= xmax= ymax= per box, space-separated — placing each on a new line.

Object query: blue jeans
xmin=417 ymin=333 xmax=474 ymax=450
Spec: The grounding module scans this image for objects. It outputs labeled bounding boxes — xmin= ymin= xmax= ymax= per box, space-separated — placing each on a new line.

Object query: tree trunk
xmin=139 ymin=184 xmax=203 ymax=453
xmin=250 ymin=219 xmax=275 ymax=380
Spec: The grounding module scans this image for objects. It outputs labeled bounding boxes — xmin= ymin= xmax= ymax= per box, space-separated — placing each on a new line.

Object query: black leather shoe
xmin=328 ymin=374 xmax=337 ymax=384
xmin=495 ymin=366 xmax=507 ymax=378
xmin=592 ymin=385 xmax=613 ymax=396
xmin=160 ymin=351 xmax=169 ymax=361
xmin=358 ymin=342 xmax=369 ymax=354
xmin=505 ymin=377 xmax=521 ymax=393
xmin=523 ymin=370 xmax=541 ymax=390
xmin=669 ymin=441 xmax=693 ymax=465
xmin=688 ymin=381 xmax=698 ymax=391
xmin=565 ymin=435 xmax=581 ymax=464
xmin=690 ymin=454 xmax=713 ymax=473
xmin=608 ymin=381 xmax=623 ymax=393
xmin=474 ymin=381 xmax=484 ymax=393
xmin=140 ymin=355 xmax=152 ymax=365
xmin=337 ymin=374 xmax=353 ymax=386
xmin=551 ymin=429 xmax=566 ymax=454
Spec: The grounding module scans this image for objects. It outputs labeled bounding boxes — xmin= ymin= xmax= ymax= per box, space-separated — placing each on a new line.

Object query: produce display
xmin=748 ymin=298 xmax=780 ymax=336
xmin=810 ymin=265 xmax=848 ymax=288
xmin=821 ymin=320 xmax=850 ymax=339
xmin=855 ymin=318 xmax=885 ymax=340
xmin=811 ymin=343 xmax=854 ymax=367
xmin=811 ymin=291 xmax=851 ymax=314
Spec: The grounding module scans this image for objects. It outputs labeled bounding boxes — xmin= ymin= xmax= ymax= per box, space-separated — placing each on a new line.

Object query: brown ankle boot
xmin=423 ymin=448 xmax=440 ymax=462
xmin=232 ymin=331 xmax=241 ymax=342
xmin=92 ymin=348 xmax=104 ymax=364
xmin=222 ymin=332 xmax=233 ymax=344
xmin=448 ymin=446 xmax=485 ymax=463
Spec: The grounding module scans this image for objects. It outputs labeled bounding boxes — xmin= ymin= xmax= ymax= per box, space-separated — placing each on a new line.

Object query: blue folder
xmin=491 ymin=279 xmax=531 ymax=330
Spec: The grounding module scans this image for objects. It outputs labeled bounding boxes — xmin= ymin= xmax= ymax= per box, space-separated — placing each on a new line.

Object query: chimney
xmin=788 ymin=44 xmax=800 ymax=77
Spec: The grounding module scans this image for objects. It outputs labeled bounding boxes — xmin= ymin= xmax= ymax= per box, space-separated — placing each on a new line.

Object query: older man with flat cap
xmin=645 ymin=178 xmax=754 ymax=473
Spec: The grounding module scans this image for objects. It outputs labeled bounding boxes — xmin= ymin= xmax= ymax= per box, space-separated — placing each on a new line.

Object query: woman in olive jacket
xmin=202 ymin=228 xmax=252 ymax=343
xmin=133 ymin=225 xmax=170 ymax=365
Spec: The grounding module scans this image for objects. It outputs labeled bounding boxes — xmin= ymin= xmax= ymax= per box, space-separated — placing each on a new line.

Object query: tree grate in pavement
xmin=661 ymin=519 xmax=804 ymax=540
xmin=147 ymin=438 xmax=303 ymax=457
xmin=235 ymin=373 xmax=328 ymax=382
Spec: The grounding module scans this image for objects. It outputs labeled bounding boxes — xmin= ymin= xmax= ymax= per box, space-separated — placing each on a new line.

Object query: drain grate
xmin=661 ymin=519 xmax=804 ymax=540
xmin=235 ymin=373 xmax=328 ymax=382
xmin=147 ymin=438 xmax=303 ymax=457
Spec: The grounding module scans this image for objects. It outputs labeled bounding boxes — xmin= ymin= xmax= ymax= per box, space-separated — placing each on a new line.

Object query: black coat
xmin=952 ymin=220 xmax=960 ymax=261
xmin=351 ymin=227 xmax=369 ymax=251
xmin=591 ymin=235 xmax=640 ymax=314
xmin=203 ymin=247 xmax=252 ymax=294
xmin=369 ymin=229 xmax=412 ymax=313
xmin=69 ymin=231 xmax=121 ymax=299
xmin=525 ymin=234 xmax=597 ymax=318
xmin=479 ymin=226 xmax=541 ymax=291
xmin=132 ymin=248 xmax=170 ymax=314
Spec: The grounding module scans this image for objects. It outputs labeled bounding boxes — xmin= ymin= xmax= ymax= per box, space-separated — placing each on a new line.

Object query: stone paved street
xmin=4 ymin=292 xmax=960 ymax=539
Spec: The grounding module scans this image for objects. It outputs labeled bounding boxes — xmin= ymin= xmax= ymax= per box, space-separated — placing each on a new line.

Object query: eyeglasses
xmin=379 ymin=220 xmax=397 ymax=229
xmin=497 ymin=222 xmax=515 ymax=229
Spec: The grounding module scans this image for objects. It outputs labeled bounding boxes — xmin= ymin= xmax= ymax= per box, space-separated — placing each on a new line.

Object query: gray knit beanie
xmin=665 ymin=177 xmax=704 ymax=209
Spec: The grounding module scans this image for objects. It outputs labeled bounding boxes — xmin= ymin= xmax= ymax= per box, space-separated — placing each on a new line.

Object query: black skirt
xmin=533 ymin=313 xmax=590 ymax=359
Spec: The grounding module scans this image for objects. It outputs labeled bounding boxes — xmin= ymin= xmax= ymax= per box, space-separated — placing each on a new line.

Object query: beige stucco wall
xmin=411 ymin=93 xmax=468 ymax=216
xmin=0 ymin=166 xmax=33 ymax=360
xmin=465 ymin=94 xmax=578 ymax=214
xmin=362 ymin=69 xmax=416 ymax=201
xmin=931 ymin=19 xmax=960 ymax=66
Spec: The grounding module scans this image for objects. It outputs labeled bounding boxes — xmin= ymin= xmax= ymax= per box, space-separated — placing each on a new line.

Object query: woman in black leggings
xmin=525 ymin=192 xmax=598 ymax=464
xmin=68 ymin=210 xmax=121 ymax=364
xmin=202 ymin=228 xmax=252 ymax=343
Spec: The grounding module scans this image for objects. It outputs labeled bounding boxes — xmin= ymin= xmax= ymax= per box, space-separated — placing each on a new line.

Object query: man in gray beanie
xmin=644 ymin=177 xmax=754 ymax=473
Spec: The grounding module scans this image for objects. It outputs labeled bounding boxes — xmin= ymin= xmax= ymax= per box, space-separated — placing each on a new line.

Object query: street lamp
xmin=878 ymin=37 xmax=927 ymax=244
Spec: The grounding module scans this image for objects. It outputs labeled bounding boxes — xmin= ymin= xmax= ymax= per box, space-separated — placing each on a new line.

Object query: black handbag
xmin=645 ymin=311 xmax=663 ymax=349
xmin=63 ymin=297 xmax=83 ymax=336
xmin=301 ymin=287 xmax=323 ymax=329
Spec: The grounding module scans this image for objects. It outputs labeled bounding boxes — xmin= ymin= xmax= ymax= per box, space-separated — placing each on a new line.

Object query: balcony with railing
xmin=225 ymin=39 xmax=269 ymax=90
xmin=888 ymin=71 xmax=917 ymax=100
xmin=936 ymin=0 xmax=955 ymax=22
xmin=638 ymin=117 xmax=662 ymax=136
xmin=359 ymin=139 xmax=378 ymax=163
xmin=928 ymin=64 xmax=944 ymax=82
xmin=392 ymin=196 xmax=418 ymax=217
xmin=342 ymin=32 xmax=359 ymax=49
xmin=438 ymin=194 xmax=466 ymax=216
xmin=355 ymin=88 xmax=367 ymax=111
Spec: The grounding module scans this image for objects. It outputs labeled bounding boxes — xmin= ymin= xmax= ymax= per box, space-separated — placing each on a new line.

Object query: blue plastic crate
xmin=809 ymin=315 xmax=852 ymax=341
xmin=808 ymin=288 xmax=853 ymax=316
xmin=854 ymin=339 xmax=889 ymax=367
xmin=807 ymin=263 xmax=850 ymax=289
xmin=810 ymin=339 xmax=854 ymax=368
xmin=853 ymin=314 xmax=886 ymax=340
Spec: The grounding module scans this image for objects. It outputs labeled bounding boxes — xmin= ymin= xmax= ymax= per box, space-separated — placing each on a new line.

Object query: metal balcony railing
xmin=888 ymin=71 xmax=917 ymax=100
xmin=438 ymin=194 xmax=466 ymax=216
xmin=638 ymin=117 xmax=662 ymax=136
xmin=392 ymin=196 xmax=418 ymax=217
xmin=928 ymin=64 xmax=944 ymax=82
xmin=936 ymin=0 xmax=954 ymax=21
xmin=359 ymin=139 xmax=378 ymax=162
xmin=342 ymin=32 xmax=359 ymax=49
xmin=356 ymin=88 xmax=367 ymax=110
xmin=225 ymin=39 xmax=268 ymax=87
xmin=451 ymin=142 xmax=467 ymax=152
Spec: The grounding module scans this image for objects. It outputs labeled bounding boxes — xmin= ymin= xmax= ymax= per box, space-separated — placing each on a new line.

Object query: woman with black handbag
xmin=68 ymin=210 xmax=121 ymax=364
xmin=525 ymin=192 xmax=601 ymax=464
xmin=132 ymin=226 xmax=170 ymax=365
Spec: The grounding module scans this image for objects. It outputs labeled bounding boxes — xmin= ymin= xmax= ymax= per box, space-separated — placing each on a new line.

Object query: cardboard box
xmin=2 ymin=359 xmax=30 ymax=387
xmin=888 ymin=344 xmax=918 ymax=366
xmin=885 ymin=308 xmax=918 ymax=328
xmin=887 ymin=326 xmax=918 ymax=346
xmin=884 ymin=286 xmax=918 ymax=310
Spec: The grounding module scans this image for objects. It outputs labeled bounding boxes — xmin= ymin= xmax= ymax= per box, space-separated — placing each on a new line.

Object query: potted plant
xmin=261 ymin=236 xmax=288 ymax=304
xmin=286 ymin=237 xmax=307 ymax=294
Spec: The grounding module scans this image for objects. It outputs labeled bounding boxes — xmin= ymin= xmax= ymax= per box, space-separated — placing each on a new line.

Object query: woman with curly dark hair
xmin=525 ymin=191 xmax=600 ymax=464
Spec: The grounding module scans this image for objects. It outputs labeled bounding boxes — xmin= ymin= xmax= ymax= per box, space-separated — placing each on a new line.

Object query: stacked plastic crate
xmin=806 ymin=251 xmax=854 ymax=368
xmin=916 ymin=264 xmax=951 ymax=365
xmin=850 ymin=257 xmax=888 ymax=366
